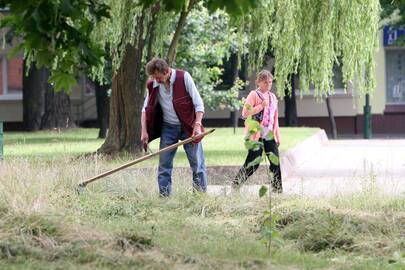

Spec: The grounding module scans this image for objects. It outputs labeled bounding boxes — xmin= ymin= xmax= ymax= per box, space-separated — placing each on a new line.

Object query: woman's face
xmin=257 ymin=77 xmax=272 ymax=92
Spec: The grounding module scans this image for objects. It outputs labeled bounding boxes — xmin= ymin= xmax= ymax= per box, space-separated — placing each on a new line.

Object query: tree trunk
xmin=95 ymin=80 xmax=110 ymax=138
xmin=227 ymin=53 xmax=240 ymax=134
xmin=23 ymin=62 xmax=75 ymax=130
xmin=166 ymin=0 xmax=197 ymax=65
xmin=98 ymin=1 xmax=199 ymax=155
xmin=41 ymin=87 xmax=76 ymax=129
xmin=23 ymin=63 xmax=47 ymax=131
xmin=98 ymin=43 xmax=145 ymax=154
xmin=284 ymin=75 xmax=298 ymax=126
xmin=326 ymin=96 xmax=337 ymax=139
xmin=98 ymin=9 xmax=149 ymax=154
xmin=143 ymin=1 xmax=161 ymax=85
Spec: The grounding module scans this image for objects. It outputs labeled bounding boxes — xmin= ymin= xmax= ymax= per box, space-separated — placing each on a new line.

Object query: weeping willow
xmin=90 ymin=0 xmax=172 ymax=82
xmin=241 ymin=0 xmax=380 ymax=99
xmin=92 ymin=0 xmax=380 ymax=100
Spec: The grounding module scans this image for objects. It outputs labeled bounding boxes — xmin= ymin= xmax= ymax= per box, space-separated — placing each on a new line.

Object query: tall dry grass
xmin=0 ymin=156 xmax=404 ymax=269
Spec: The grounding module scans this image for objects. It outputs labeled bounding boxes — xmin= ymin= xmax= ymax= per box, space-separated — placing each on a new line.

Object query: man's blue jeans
xmin=158 ymin=122 xmax=207 ymax=196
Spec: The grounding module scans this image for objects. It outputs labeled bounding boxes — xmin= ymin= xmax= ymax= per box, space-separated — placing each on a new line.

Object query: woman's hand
xmin=262 ymin=99 xmax=268 ymax=107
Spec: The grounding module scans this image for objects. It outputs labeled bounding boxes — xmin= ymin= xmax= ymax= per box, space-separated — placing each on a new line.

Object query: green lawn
xmin=4 ymin=127 xmax=319 ymax=166
xmin=4 ymin=128 xmax=104 ymax=159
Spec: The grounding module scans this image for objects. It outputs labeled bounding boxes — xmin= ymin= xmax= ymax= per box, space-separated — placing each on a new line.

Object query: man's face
xmin=152 ymin=69 xmax=170 ymax=84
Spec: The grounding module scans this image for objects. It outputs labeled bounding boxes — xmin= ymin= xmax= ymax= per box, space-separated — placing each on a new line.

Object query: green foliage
xmin=239 ymin=0 xmax=380 ymax=99
xmin=0 ymin=0 xmax=110 ymax=91
xmin=205 ymin=0 xmax=258 ymax=15
xmin=380 ymin=0 xmax=405 ymax=46
xmin=260 ymin=211 xmax=282 ymax=249
xmin=93 ymin=0 xmax=143 ymax=72
xmin=50 ymin=71 xmax=78 ymax=94
xmin=1 ymin=0 xmax=380 ymax=100
xmin=139 ymin=0 xmax=184 ymax=11
xmin=245 ymin=116 xmax=262 ymax=135
xmin=265 ymin=131 xmax=274 ymax=141
xmin=380 ymin=0 xmax=405 ymax=26
xmin=233 ymin=0 xmax=275 ymax=72
xmin=90 ymin=0 xmax=172 ymax=83
xmin=259 ymin=185 xmax=268 ymax=198
xmin=243 ymin=104 xmax=282 ymax=252
xmin=138 ymin=0 xmax=258 ymax=15
xmin=174 ymin=4 xmax=244 ymax=111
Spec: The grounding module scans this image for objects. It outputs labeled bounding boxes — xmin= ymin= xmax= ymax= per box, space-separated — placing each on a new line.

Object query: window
xmin=386 ymin=50 xmax=405 ymax=104
xmin=0 ymin=55 xmax=23 ymax=100
xmin=7 ymin=58 xmax=23 ymax=93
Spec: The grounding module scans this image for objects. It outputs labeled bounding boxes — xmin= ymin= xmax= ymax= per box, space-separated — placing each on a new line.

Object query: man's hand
xmin=141 ymin=129 xmax=149 ymax=145
xmin=192 ymin=122 xmax=202 ymax=136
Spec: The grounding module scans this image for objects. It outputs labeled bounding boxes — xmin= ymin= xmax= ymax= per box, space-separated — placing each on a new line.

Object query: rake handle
xmin=79 ymin=129 xmax=215 ymax=187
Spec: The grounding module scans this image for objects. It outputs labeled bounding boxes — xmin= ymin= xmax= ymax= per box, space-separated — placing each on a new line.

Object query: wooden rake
xmin=76 ymin=129 xmax=215 ymax=194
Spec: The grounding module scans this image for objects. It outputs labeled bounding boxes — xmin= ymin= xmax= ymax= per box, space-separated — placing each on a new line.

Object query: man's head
xmin=146 ymin=58 xmax=171 ymax=84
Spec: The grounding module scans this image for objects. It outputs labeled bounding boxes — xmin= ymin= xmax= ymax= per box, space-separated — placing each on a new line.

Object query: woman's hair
xmin=146 ymin=58 xmax=170 ymax=75
xmin=256 ymin=70 xmax=273 ymax=83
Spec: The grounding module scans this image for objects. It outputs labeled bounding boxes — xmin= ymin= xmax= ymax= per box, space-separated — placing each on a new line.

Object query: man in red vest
xmin=141 ymin=58 xmax=207 ymax=196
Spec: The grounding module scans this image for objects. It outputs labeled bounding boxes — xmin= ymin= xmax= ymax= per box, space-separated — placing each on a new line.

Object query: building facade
xmin=0 ymin=52 xmax=97 ymax=129
xmin=206 ymin=27 xmax=405 ymax=136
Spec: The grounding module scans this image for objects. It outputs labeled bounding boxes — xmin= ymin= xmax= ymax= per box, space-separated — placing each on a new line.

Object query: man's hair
xmin=256 ymin=70 xmax=273 ymax=82
xmin=146 ymin=58 xmax=170 ymax=75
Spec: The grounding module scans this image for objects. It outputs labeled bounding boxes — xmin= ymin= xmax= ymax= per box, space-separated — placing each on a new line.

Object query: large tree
xmin=242 ymin=0 xmax=379 ymax=140
xmin=174 ymin=4 xmax=244 ymax=111
xmin=94 ymin=0 xmax=256 ymax=154
xmin=1 ymin=0 xmax=255 ymax=150
xmin=243 ymin=0 xmax=379 ymax=99
xmin=2 ymin=0 xmax=380 ymax=154
xmin=0 ymin=0 xmax=109 ymax=129
xmin=22 ymin=65 xmax=77 ymax=130
xmin=0 ymin=0 xmax=109 ymax=90
xmin=92 ymin=1 xmax=164 ymax=154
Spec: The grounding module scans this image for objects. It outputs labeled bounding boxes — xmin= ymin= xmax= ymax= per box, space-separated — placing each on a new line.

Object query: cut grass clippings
xmin=0 ymin=157 xmax=404 ymax=269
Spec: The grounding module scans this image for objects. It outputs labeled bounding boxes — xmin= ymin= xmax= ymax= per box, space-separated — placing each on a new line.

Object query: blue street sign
xmin=383 ymin=25 xmax=405 ymax=47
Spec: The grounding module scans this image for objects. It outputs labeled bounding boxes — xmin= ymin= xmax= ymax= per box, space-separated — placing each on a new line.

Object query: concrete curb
xmin=280 ymin=129 xmax=328 ymax=178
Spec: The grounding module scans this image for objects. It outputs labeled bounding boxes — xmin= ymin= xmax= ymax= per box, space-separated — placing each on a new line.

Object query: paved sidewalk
xmin=208 ymin=139 xmax=405 ymax=197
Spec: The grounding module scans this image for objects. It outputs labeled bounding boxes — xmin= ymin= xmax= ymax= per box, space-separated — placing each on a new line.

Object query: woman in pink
xmin=234 ymin=70 xmax=282 ymax=192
